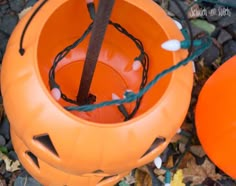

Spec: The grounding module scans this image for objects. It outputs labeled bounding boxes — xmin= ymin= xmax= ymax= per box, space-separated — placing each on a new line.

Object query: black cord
xmin=19 ymin=0 xmax=48 ymax=56
xmin=49 ymin=19 xmax=149 ymax=121
xmin=49 ymin=23 xmax=94 ymax=105
xmin=172 ymin=0 xmax=194 ymax=57
xmin=109 ymin=21 xmax=149 ymax=120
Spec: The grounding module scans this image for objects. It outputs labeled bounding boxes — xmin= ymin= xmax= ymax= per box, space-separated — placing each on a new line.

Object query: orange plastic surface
xmin=11 ymin=129 xmax=129 ymax=186
xmin=196 ymin=55 xmax=236 ymax=178
xmin=1 ymin=0 xmax=193 ymax=185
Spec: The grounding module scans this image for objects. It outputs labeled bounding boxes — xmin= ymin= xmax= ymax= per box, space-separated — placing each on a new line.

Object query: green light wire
xmin=65 ymin=37 xmax=212 ymax=112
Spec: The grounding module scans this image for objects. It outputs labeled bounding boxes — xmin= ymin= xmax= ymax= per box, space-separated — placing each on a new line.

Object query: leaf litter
xmin=0 ymin=151 xmax=20 ymax=172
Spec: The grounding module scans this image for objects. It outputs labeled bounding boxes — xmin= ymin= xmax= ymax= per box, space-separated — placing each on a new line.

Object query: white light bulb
xmin=161 ymin=40 xmax=181 ymax=51
xmin=177 ymin=128 xmax=182 ymax=134
xmin=112 ymin=93 xmax=120 ymax=100
xmin=86 ymin=0 xmax=93 ymax=3
xmin=51 ymin=88 xmax=61 ymax=101
xmin=112 ymin=93 xmax=121 ymax=106
xmin=173 ymin=20 xmax=183 ymax=30
xmin=125 ymin=89 xmax=133 ymax=93
xmin=132 ymin=60 xmax=142 ymax=71
xmin=154 ymin=156 xmax=162 ymax=169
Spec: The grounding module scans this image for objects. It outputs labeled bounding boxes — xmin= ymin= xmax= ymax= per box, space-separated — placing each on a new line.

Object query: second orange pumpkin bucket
xmin=196 ymin=55 xmax=236 ymax=179
xmin=1 ymin=0 xmax=194 ymax=185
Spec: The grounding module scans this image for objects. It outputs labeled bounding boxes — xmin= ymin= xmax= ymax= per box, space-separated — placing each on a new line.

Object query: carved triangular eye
xmin=140 ymin=137 xmax=166 ymax=158
xmin=92 ymin=169 xmax=104 ymax=174
xmin=33 ymin=134 xmax=59 ymax=157
xmin=26 ymin=151 xmax=40 ymax=168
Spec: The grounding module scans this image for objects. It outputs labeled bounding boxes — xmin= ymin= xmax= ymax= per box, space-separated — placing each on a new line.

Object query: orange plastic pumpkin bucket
xmin=11 ymin=128 xmax=129 ymax=186
xmin=196 ymin=55 xmax=236 ymax=178
xmin=1 ymin=0 xmax=193 ymax=185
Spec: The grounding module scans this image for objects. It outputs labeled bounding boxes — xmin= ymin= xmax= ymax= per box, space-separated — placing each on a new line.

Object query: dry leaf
xmin=137 ymin=166 xmax=149 ymax=174
xmin=157 ymin=175 xmax=165 ymax=183
xmin=171 ymin=134 xmax=182 ymax=143
xmin=190 ymin=145 xmax=206 ymax=158
xmin=171 ymin=169 xmax=185 ymax=186
xmin=135 ymin=168 xmax=152 ymax=186
xmin=178 ymin=152 xmax=195 ymax=169
xmin=0 ymin=151 xmax=20 ymax=172
xmin=195 ymin=58 xmax=214 ymax=83
xmin=6 ymin=160 xmax=20 ymax=172
xmin=154 ymin=168 xmax=166 ymax=176
xmin=124 ymin=173 xmax=136 ymax=185
xmin=165 ymin=154 xmax=174 ymax=168
xmin=183 ymin=158 xmax=222 ymax=185
xmin=18 ymin=7 xmax=33 ymax=20
xmin=0 ymin=178 xmax=7 ymax=186
xmin=181 ymin=122 xmax=193 ymax=132
xmin=160 ymin=0 xmax=169 ymax=10
xmin=179 ymin=143 xmax=186 ymax=153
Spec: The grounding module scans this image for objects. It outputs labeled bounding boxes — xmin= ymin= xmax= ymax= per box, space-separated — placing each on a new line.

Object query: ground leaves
xmin=18 ymin=7 xmax=32 ymax=20
xmin=171 ymin=169 xmax=185 ymax=186
xmin=0 ymin=178 xmax=7 ymax=186
xmin=190 ymin=145 xmax=206 ymax=158
xmin=135 ymin=167 xmax=152 ymax=186
xmin=123 ymin=173 xmax=135 ymax=185
xmin=183 ymin=158 xmax=222 ymax=185
xmin=0 ymin=151 xmax=20 ymax=172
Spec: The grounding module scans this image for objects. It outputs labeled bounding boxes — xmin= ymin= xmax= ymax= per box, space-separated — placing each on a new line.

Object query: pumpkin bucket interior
xmin=37 ymin=0 xmax=173 ymax=124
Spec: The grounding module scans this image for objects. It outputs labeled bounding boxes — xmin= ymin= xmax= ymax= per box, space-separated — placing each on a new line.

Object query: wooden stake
xmin=77 ymin=0 xmax=115 ymax=105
